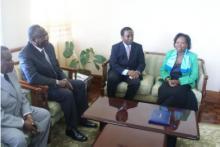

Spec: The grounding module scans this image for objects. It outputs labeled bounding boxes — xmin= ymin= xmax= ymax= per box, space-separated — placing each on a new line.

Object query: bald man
xmin=19 ymin=25 xmax=97 ymax=142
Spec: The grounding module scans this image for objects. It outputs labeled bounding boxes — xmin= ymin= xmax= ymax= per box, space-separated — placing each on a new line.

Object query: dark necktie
xmin=41 ymin=49 xmax=46 ymax=58
xmin=4 ymin=74 xmax=13 ymax=87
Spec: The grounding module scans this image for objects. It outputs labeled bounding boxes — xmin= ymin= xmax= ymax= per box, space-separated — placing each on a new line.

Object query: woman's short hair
xmin=173 ymin=33 xmax=191 ymax=49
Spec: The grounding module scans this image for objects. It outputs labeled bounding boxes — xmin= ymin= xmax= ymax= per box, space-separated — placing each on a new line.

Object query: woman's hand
xmin=168 ymin=79 xmax=179 ymax=87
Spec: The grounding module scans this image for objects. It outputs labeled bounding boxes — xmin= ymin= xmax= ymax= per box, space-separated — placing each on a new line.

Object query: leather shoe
xmin=66 ymin=129 xmax=88 ymax=142
xmin=81 ymin=120 xmax=98 ymax=128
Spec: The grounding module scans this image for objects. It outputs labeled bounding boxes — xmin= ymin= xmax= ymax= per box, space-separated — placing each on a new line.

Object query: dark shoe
xmin=66 ymin=129 xmax=88 ymax=142
xmin=81 ymin=120 xmax=98 ymax=128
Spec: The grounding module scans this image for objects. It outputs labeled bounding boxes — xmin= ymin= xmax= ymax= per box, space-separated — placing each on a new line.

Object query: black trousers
xmin=158 ymin=82 xmax=198 ymax=147
xmin=48 ymin=80 xmax=88 ymax=129
xmin=107 ymin=70 xmax=140 ymax=100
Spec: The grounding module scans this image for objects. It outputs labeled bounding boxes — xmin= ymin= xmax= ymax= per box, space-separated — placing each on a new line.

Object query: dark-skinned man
xmin=19 ymin=25 xmax=97 ymax=142
xmin=1 ymin=46 xmax=50 ymax=147
xmin=107 ymin=27 xmax=145 ymax=100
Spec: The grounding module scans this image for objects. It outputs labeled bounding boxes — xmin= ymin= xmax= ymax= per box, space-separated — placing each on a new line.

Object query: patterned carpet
xmin=49 ymin=118 xmax=100 ymax=147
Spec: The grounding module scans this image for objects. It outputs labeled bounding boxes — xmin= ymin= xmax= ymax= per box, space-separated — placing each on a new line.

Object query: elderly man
xmin=19 ymin=25 xmax=97 ymax=142
xmin=1 ymin=46 xmax=51 ymax=147
xmin=107 ymin=27 xmax=145 ymax=100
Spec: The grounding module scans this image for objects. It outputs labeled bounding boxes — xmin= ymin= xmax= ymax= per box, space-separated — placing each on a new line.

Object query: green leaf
xmin=69 ymin=41 xmax=74 ymax=50
xmin=93 ymin=61 xmax=100 ymax=70
xmin=80 ymin=50 xmax=90 ymax=66
xmin=69 ymin=59 xmax=79 ymax=68
xmin=94 ymin=55 xmax=107 ymax=64
xmin=63 ymin=41 xmax=73 ymax=58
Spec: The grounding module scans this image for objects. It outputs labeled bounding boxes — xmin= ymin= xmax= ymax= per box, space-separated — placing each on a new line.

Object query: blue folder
xmin=149 ymin=108 xmax=171 ymax=126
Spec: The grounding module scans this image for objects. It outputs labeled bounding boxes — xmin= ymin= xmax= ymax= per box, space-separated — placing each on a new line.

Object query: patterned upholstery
xmin=104 ymin=52 xmax=207 ymax=106
xmin=176 ymin=123 xmax=220 ymax=147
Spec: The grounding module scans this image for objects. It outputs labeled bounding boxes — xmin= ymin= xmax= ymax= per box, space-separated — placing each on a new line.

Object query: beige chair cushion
xmin=115 ymin=74 xmax=154 ymax=96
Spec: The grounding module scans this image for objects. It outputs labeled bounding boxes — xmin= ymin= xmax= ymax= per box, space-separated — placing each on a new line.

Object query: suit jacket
xmin=1 ymin=70 xmax=31 ymax=129
xmin=19 ymin=42 xmax=66 ymax=87
xmin=109 ymin=41 xmax=145 ymax=75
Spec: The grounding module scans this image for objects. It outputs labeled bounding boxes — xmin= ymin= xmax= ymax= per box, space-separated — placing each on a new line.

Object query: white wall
xmin=1 ymin=0 xmax=30 ymax=48
xmin=1 ymin=0 xmax=220 ymax=91
xmin=70 ymin=0 xmax=220 ymax=91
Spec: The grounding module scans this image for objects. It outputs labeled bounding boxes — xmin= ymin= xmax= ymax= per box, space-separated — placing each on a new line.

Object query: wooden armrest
xmin=60 ymin=66 xmax=78 ymax=79
xmin=19 ymin=80 xmax=48 ymax=93
xmin=19 ymin=80 xmax=49 ymax=109
xmin=102 ymin=60 xmax=109 ymax=68
xmin=101 ymin=60 xmax=109 ymax=95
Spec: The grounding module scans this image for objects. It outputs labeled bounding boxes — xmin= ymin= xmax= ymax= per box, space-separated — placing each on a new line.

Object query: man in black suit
xmin=107 ymin=27 xmax=145 ymax=100
xmin=19 ymin=25 xmax=97 ymax=142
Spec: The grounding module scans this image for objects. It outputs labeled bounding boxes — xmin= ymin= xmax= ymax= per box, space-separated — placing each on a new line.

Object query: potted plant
xmin=63 ymin=41 xmax=107 ymax=75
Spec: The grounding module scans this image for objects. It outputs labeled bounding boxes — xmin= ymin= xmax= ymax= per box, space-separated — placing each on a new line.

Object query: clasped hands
xmin=57 ymin=79 xmax=73 ymax=90
xmin=23 ymin=114 xmax=38 ymax=135
xmin=167 ymin=78 xmax=179 ymax=87
xmin=127 ymin=70 xmax=140 ymax=79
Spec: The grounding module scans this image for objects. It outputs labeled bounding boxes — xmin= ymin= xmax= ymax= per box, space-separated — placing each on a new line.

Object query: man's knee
xmin=128 ymin=79 xmax=140 ymax=87
xmin=108 ymin=71 xmax=120 ymax=83
xmin=41 ymin=108 xmax=51 ymax=121
xmin=11 ymin=134 xmax=27 ymax=147
xmin=71 ymin=80 xmax=85 ymax=89
xmin=62 ymin=89 xmax=74 ymax=99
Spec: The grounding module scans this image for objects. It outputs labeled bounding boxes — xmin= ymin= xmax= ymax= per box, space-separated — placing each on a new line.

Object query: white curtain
xmin=30 ymin=0 xmax=73 ymax=66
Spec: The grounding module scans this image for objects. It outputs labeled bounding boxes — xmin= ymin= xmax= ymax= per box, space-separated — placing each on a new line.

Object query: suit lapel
xmin=128 ymin=43 xmax=135 ymax=62
xmin=1 ymin=75 xmax=17 ymax=98
xmin=31 ymin=44 xmax=55 ymax=71
xmin=31 ymin=44 xmax=48 ymax=62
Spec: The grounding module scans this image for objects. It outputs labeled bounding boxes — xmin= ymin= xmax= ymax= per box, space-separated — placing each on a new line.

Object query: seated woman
xmin=158 ymin=33 xmax=199 ymax=147
xmin=158 ymin=33 xmax=198 ymax=111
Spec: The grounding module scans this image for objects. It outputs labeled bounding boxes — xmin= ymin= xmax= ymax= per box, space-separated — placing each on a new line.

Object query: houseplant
xmin=63 ymin=41 xmax=107 ymax=74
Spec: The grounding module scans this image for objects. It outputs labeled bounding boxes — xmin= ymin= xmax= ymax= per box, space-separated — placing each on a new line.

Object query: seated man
xmin=1 ymin=46 xmax=50 ymax=147
xmin=19 ymin=25 xmax=97 ymax=142
xmin=107 ymin=27 xmax=145 ymax=100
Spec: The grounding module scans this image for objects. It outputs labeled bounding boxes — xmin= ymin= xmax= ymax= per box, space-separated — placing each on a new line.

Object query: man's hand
xmin=57 ymin=79 xmax=73 ymax=90
xmin=128 ymin=70 xmax=140 ymax=79
xmin=63 ymin=79 xmax=73 ymax=90
xmin=23 ymin=114 xmax=38 ymax=135
xmin=57 ymin=80 xmax=67 ymax=88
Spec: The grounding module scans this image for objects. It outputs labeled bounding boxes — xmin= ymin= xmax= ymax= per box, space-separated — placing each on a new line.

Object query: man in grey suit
xmin=1 ymin=46 xmax=51 ymax=147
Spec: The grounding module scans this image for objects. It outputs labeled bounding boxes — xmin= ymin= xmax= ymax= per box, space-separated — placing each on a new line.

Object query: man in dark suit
xmin=19 ymin=25 xmax=97 ymax=142
xmin=107 ymin=27 xmax=145 ymax=100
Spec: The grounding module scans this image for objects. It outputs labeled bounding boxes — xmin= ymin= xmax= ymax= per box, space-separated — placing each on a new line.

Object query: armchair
xmin=11 ymin=47 xmax=77 ymax=126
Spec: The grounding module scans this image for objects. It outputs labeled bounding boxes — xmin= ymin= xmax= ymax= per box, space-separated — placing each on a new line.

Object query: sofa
xmin=101 ymin=52 xmax=208 ymax=114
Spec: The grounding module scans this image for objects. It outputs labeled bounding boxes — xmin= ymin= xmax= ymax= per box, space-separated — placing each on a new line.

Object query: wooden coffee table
xmin=93 ymin=124 xmax=166 ymax=147
xmin=83 ymin=96 xmax=199 ymax=140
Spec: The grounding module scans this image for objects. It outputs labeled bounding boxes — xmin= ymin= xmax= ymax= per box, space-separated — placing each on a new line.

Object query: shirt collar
xmin=0 ymin=73 xmax=3 ymax=77
xmin=123 ymin=42 xmax=131 ymax=49
xmin=32 ymin=43 xmax=44 ymax=52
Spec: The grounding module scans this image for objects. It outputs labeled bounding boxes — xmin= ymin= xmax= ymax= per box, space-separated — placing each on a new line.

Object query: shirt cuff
xmin=56 ymin=80 xmax=59 ymax=84
xmin=23 ymin=112 xmax=31 ymax=117
xmin=22 ymin=119 xmax=24 ymax=126
xmin=122 ymin=69 xmax=129 ymax=75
